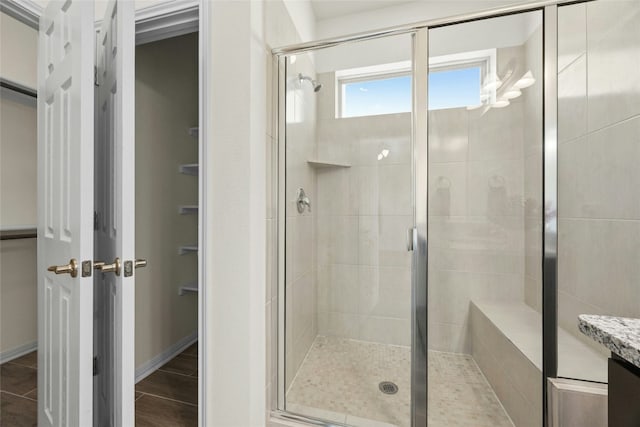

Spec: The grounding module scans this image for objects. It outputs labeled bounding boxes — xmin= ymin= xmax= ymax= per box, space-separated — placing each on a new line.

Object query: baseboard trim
xmin=135 ymin=332 xmax=197 ymax=383
xmin=0 ymin=341 xmax=37 ymax=364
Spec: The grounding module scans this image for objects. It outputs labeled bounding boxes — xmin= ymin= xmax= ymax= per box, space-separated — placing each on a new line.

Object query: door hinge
xmin=94 ymin=66 xmax=99 ymax=87
xmin=94 ymin=211 xmax=99 ymax=230
xmin=93 ymin=356 xmax=98 ymax=376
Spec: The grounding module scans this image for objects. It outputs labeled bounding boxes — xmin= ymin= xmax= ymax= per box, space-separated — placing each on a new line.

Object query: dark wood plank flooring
xmin=0 ymin=342 xmax=198 ymax=426
xmin=0 ymin=351 xmax=38 ymax=427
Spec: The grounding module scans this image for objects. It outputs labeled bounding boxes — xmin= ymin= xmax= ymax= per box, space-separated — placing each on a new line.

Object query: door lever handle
xmin=47 ymin=258 xmax=78 ymax=278
xmin=134 ymin=259 xmax=147 ymax=269
xmin=93 ymin=261 xmax=106 ymax=270
xmin=97 ymin=257 xmax=121 ymax=276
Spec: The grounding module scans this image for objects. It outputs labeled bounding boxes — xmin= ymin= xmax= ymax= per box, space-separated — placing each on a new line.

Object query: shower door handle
xmin=406 ymin=227 xmax=416 ymax=252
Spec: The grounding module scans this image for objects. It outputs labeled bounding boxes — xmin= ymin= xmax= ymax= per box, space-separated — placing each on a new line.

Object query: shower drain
xmin=378 ymin=381 xmax=398 ymax=395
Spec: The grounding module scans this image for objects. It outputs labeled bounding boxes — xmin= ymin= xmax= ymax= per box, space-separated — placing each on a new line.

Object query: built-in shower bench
xmin=470 ymin=301 xmax=608 ymax=427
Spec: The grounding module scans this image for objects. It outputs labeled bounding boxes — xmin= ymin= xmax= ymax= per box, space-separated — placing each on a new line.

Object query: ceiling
xmin=310 ymin=0 xmax=414 ymax=21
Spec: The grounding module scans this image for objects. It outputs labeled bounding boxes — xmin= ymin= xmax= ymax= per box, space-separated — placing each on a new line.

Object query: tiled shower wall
xmin=427 ymin=42 xmax=540 ymax=353
xmin=314 ymin=73 xmax=413 ymax=347
xmin=557 ymin=0 xmax=640 ymax=370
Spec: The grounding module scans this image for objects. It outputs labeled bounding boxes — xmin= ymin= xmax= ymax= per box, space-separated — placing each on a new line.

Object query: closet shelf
xmin=179 ymin=163 xmax=198 ymax=176
xmin=178 ymin=205 xmax=198 ymax=215
xmin=178 ymin=244 xmax=198 ymax=255
xmin=178 ymin=282 xmax=199 ymax=295
xmin=188 ymin=127 xmax=198 ymax=138
xmin=307 ymin=159 xmax=351 ymax=169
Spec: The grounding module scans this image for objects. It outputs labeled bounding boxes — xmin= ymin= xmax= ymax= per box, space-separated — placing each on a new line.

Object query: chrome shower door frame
xmin=271 ymin=2 xmax=566 ymax=426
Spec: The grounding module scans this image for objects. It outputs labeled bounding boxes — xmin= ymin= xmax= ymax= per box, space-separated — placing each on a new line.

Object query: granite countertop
xmin=579 ymin=315 xmax=640 ymax=369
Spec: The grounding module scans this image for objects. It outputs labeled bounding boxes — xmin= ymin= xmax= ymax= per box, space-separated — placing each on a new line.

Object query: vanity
xmin=579 ymin=315 xmax=640 ymax=427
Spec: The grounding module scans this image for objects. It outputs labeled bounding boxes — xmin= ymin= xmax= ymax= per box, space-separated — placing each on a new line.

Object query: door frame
xmin=1 ymin=0 xmax=198 ymax=45
xmin=5 ymin=0 xmax=208 ymax=425
xmin=270 ymin=1 xmax=565 ymax=426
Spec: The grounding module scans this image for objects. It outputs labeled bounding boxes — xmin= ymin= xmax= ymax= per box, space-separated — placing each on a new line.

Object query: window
xmin=428 ymin=66 xmax=481 ymax=110
xmin=341 ymin=75 xmax=412 ymax=118
xmin=336 ymin=50 xmax=496 ymax=118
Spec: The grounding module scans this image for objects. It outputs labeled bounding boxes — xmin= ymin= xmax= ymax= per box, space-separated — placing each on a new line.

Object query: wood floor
xmin=0 ymin=343 xmax=198 ymax=427
xmin=0 ymin=351 xmax=37 ymax=427
xmin=136 ymin=342 xmax=198 ymax=426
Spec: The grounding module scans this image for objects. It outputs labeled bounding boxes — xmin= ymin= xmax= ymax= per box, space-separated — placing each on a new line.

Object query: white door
xmin=94 ymin=0 xmax=136 ymax=425
xmin=37 ymin=1 xmax=95 ymax=426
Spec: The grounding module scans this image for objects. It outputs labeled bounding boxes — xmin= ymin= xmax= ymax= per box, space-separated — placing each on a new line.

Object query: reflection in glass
xmin=427 ymin=11 xmax=544 ymax=426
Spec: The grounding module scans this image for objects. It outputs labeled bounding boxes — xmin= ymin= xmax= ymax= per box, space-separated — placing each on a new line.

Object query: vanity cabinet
xmin=609 ymin=354 xmax=640 ymax=427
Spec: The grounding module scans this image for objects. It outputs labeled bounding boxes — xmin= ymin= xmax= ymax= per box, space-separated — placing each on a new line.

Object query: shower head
xmin=298 ymin=73 xmax=322 ymax=92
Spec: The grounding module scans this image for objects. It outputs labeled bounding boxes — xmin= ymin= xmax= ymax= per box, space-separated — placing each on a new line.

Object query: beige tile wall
xmin=283 ymin=53 xmax=319 ymax=389
xmin=471 ymin=303 xmax=542 ymax=427
xmin=314 ymin=56 xmax=413 ymax=347
xmin=427 ymin=39 xmax=543 ymax=352
xmin=557 ymin=0 xmax=640 ymax=382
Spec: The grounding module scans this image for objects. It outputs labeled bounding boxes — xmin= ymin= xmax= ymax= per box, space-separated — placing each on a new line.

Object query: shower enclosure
xmin=270 ymin=0 xmax=639 ymax=425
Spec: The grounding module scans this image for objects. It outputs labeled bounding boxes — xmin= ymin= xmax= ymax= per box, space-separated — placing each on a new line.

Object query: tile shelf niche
xmin=307 ymin=159 xmax=351 ymax=168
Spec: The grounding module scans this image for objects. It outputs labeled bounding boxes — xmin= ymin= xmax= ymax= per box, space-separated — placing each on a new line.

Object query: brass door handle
xmin=47 ymin=258 xmax=78 ymax=278
xmin=134 ymin=259 xmax=147 ymax=269
xmin=97 ymin=257 xmax=121 ymax=276
xmin=93 ymin=261 xmax=105 ymax=270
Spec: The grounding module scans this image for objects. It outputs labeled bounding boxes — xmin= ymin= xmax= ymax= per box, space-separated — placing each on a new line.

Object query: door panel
xmin=280 ymin=34 xmax=415 ymax=427
xmin=94 ymin=0 xmax=136 ymax=425
xmin=37 ymin=1 xmax=95 ymax=426
xmin=426 ymin=11 xmax=544 ymax=426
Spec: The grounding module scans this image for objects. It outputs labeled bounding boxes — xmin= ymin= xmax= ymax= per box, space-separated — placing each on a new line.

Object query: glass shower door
xmin=281 ymin=33 xmax=416 ymax=427
xmin=426 ymin=11 xmax=544 ymax=427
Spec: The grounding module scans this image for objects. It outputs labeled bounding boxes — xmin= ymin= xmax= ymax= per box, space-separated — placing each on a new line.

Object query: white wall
xmin=315 ymin=0 xmax=536 ymax=40
xmin=203 ymin=1 xmax=266 ymax=425
xmin=0 ymin=11 xmax=37 ymax=89
xmin=283 ymin=0 xmax=316 ymax=42
xmin=314 ymin=12 xmax=539 ymax=74
xmin=0 ymin=237 xmax=37 ymax=357
xmin=134 ymin=33 xmax=199 ymax=368
xmin=0 ymin=12 xmax=38 ymax=358
xmin=0 ymin=91 xmax=37 ymax=227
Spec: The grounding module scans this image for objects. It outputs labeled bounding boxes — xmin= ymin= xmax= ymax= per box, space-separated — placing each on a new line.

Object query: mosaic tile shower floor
xmin=286 ymin=336 xmax=514 ymax=427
